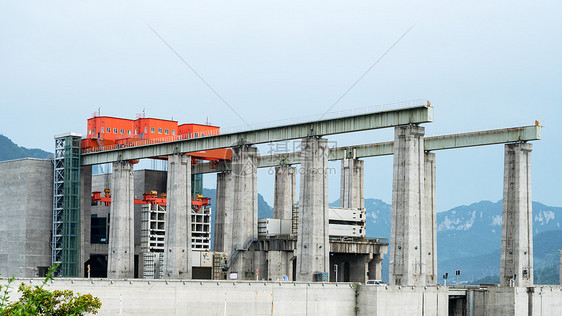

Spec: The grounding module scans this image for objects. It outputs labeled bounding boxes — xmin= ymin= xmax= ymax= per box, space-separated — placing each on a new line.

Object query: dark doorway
xmin=449 ymin=295 xmax=467 ymax=316
xmin=84 ymin=255 xmax=107 ymax=278
xmin=343 ymin=261 xmax=350 ymax=282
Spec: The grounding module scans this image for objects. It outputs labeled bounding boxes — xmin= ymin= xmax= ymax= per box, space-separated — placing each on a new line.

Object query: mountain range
xmin=0 ymin=134 xmax=52 ymax=161
xmin=345 ymin=198 xmax=562 ymax=284
xmin=203 ymin=187 xmax=561 ymax=284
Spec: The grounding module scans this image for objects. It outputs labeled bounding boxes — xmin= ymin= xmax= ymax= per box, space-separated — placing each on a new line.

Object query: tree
xmin=0 ymin=265 xmax=101 ymax=315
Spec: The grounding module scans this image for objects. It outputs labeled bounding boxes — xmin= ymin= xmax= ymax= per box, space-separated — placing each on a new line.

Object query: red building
xmin=82 ymin=115 xmax=227 ymax=160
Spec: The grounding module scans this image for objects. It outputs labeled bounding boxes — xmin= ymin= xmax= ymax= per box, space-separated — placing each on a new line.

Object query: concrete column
xmin=297 ymin=137 xmax=330 ymax=281
xmin=214 ymin=167 xmax=233 ymax=253
xmin=500 ymin=143 xmax=533 ymax=287
xmin=368 ymin=254 xmax=383 ymax=281
xmin=107 ymin=161 xmax=135 ymax=279
xmin=267 ymin=251 xmax=290 ymax=281
xmin=340 ymin=155 xmax=364 ymax=209
xmin=231 ymin=145 xmax=258 ymax=279
xmin=424 ymin=152 xmax=437 ymax=284
xmin=349 ymin=255 xmax=369 ymax=283
xmin=389 ymin=125 xmax=426 ymax=286
xmin=274 ymin=165 xmax=297 ymax=219
xmin=163 ymin=154 xmax=192 ymax=279
xmin=79 ymin=165 xmax=92 ymax=278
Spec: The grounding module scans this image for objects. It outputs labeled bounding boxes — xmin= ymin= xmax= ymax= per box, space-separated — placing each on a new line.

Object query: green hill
xmin=0 ymin=134 xmax=52 ymax=161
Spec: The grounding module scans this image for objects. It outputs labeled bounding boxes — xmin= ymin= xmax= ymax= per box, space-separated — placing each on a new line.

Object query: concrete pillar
xmin=500 ymin=143 xmax=533 ymax=287
xmin=230 ymin=145 xmax=258 ymax=279
xmin=267 ymin=251 xmax=290 ymax=281
xmin=163 ymin=154 xmax=192 ymax=279
xmin=297 ymin=137 xmax=330 ymax=281
xmin=340 ymin=155 xmax=364 ymax=209
xmin=389 ymin=125 xmax=426 ymax=286
xmin=368 ymin=254 xmax=383 ymax=281
xmin=274 ymin=165 xmax=297 ymax=219
xmin=349 ymin=255 xmax=369 ymax=283
xmin=214 ymin=168 xmax=233 ymax=253
xmin=107 ymin=161 xmax=135 ymax=279
xmin=79 ymin=165 xmax=92 ymax=278
xmin=424 ymin=152 xmax=437 ymax=284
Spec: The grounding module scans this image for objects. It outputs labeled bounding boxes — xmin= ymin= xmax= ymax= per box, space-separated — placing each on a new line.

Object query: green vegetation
xmin=0 ymin=134 xmax=51 ymax=162
xmin=0 ymin=265 xmax=101 ymax=315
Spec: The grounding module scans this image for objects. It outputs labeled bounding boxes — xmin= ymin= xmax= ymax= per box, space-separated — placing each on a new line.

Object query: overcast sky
xmin=1 ymin=1 xmax=560 ymax=211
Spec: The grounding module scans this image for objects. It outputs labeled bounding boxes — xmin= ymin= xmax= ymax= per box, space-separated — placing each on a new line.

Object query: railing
xmin=223 ymin=237 xmax=257 ymax=271
xmin=219 ymin=99 xmax=428 ymax=135
xmin=82 ymin=129 xmax=221 ymax=154
xmin=425 ymin=126 xmax=529 ymax=141
xmin=82 ymin=99 xmax=429 ymax=154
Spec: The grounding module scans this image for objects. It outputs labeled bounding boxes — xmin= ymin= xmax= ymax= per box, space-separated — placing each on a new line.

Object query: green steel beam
xmin=424 ymin=125 xmax=541 ymax=151
xmin=191 ymin=125 xmax=541 ymax=174
xmin=81 ymin=105 xmax=433 ymax=166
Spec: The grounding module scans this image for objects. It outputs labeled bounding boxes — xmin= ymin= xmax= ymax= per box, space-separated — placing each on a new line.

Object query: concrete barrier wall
xmin=3 ymin=279 xmax=561 ymax=315
xmin=472 ymin=286 xmax=562 ymax=316
xmin=0 ymin=279 xmax=455 ymax=316
xmin=0 ymin=279 xmax=356 ymax=316
xmin=358 ymin=286 xmax=449 ymax=316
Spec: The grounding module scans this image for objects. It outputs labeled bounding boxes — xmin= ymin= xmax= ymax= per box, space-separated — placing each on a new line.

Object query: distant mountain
xmin=355 ymin=198 xmax=562 ymax=284
xmin=203 ymin=187 xmax=561 ymax=284
xmin=203 ymin=188 xmax=274 ymax=250
xmin=441 ymin=229 xmax=562 ymax=284
xmin=0 ymin=134 xmax=52 ymax=161
xmin=471 ymin=262 xmax=559 ymax=285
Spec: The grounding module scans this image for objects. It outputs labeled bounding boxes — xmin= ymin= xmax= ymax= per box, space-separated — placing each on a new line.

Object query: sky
xmin=1 ymin=1 xmax=561 ymax=212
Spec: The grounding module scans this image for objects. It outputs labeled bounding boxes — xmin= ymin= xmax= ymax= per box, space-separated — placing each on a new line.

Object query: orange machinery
xmin=92 ymin=190 xmax=211 ymax=210
xmin=82 ymin=115 xmax=232 ymax=161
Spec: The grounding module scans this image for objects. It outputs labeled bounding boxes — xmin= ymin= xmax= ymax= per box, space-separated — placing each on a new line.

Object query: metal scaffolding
xmin=52 ymin=133 xmax=82 ymax=277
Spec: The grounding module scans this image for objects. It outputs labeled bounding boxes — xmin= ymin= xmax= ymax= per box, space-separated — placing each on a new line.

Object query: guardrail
xmin=82 ymin=129 xmax=221 ymax=154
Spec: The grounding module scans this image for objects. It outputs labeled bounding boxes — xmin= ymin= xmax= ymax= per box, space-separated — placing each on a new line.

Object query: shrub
xmin=0 ymin=265 xmax=101 ymax=315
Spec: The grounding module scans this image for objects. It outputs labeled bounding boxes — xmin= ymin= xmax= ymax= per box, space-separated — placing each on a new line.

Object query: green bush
xmin=0 ymin=265 xmax=101 ymax=315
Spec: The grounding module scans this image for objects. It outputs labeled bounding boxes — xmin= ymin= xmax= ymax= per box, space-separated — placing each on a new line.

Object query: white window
xmin=165 ymin=129 xmax=169 ymax=135
xmin=151 ymin=127 xmax=155 ymax=133
xmin=172 ymin=130 xmax=176 ymax=135
xmin=107 ymin=127 xmax=111 ymax=133
xmin=113 ymin=128 xmax=117 ymax=134
xmin=158 ymin=128 xmax=162 ymax=134
xmin=128 ymin=130 xmax=131 ymax=135
xmin=145 ymin=127 xmax=148 ymax=133
xmin=194 ymin=132 xmax=199 ymax=137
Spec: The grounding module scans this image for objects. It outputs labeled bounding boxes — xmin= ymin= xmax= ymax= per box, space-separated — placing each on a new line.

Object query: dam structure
xmin=1 ymin=101 xmax=560 ymax=315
